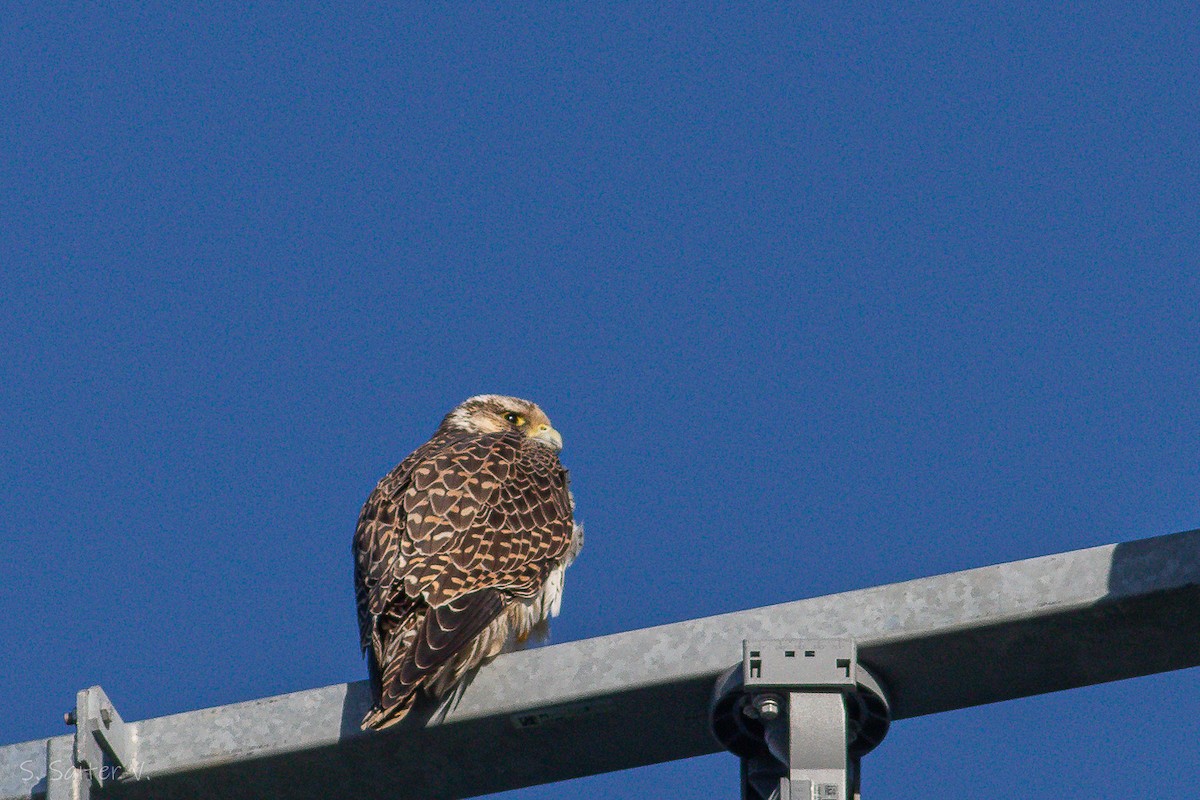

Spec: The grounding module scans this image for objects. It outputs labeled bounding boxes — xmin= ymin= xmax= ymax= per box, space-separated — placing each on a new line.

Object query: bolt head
xmin=748 ymin=694 xmax=781 ymax=721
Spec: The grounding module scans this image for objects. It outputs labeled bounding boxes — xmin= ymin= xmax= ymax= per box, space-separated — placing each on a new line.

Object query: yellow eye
xmin=504 ymin=412 xmax=526 ymax=426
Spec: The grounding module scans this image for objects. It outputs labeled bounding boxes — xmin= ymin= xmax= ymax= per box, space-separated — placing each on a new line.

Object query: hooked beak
xmin=532 ymin=424 xmax=564 ymax=453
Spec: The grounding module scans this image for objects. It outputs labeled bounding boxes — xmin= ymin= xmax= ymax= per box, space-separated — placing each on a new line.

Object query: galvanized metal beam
xmin=2 ymin=528 xmax=1197 ymax=800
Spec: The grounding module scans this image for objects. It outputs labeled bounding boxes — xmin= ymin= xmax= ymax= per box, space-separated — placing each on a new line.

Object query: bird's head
xmin=441 ymin=395 xmax=564 ymax=452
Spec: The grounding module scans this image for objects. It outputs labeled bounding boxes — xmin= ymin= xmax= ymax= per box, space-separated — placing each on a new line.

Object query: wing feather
xmin=407 ymin=589 xmax=505 ymax=676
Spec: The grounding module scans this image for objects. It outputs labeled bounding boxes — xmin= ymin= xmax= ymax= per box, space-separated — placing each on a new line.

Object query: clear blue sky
xmin=2 ymin=3 xmax=1197 ymax=797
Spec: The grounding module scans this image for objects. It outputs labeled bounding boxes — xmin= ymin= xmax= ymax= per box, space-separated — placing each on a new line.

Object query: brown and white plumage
xmin=354 ymin=395 xmax=582 ymax=730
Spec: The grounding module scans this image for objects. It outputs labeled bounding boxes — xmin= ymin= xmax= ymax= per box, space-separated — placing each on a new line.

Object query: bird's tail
xmin=361 ymin=694 xmax=417 ymax=730
xmin=361 ymin=589 xmax=507 ymax=731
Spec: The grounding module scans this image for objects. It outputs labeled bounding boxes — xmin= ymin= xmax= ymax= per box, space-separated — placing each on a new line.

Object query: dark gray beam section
xmin=2 ymin=529 xmax=1197 ymax=800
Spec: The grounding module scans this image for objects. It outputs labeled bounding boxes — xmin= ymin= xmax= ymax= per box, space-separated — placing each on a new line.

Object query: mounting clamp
xmin=55 ymin=686 xmax=137 ymax=800
xmin=710 ymin=639 xmax=890 ymax=800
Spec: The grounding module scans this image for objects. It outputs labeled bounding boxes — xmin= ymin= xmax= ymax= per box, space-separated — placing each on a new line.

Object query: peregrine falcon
xmin=354 ymin=395 xmax=582 ymax=729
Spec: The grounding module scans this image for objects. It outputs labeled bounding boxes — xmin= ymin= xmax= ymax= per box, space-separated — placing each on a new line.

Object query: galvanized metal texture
xmin=2 ymin=528 xmax=1197 ymax=800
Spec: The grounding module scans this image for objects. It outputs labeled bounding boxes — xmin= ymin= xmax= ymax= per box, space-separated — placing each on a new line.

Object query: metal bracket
xmin=711 ymin=640 xmax=891 ymax=800
xmin=60 ymin=685 xmax=136 ymax=799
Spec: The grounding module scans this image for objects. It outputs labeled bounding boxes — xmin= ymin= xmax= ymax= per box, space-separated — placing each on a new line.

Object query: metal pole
xmin=0 ymin=528 xmax=1196 ymax=800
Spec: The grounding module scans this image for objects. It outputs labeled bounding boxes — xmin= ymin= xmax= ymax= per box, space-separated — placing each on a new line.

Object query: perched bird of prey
xmin=354 ymin=395 xmax=582 ymax=730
